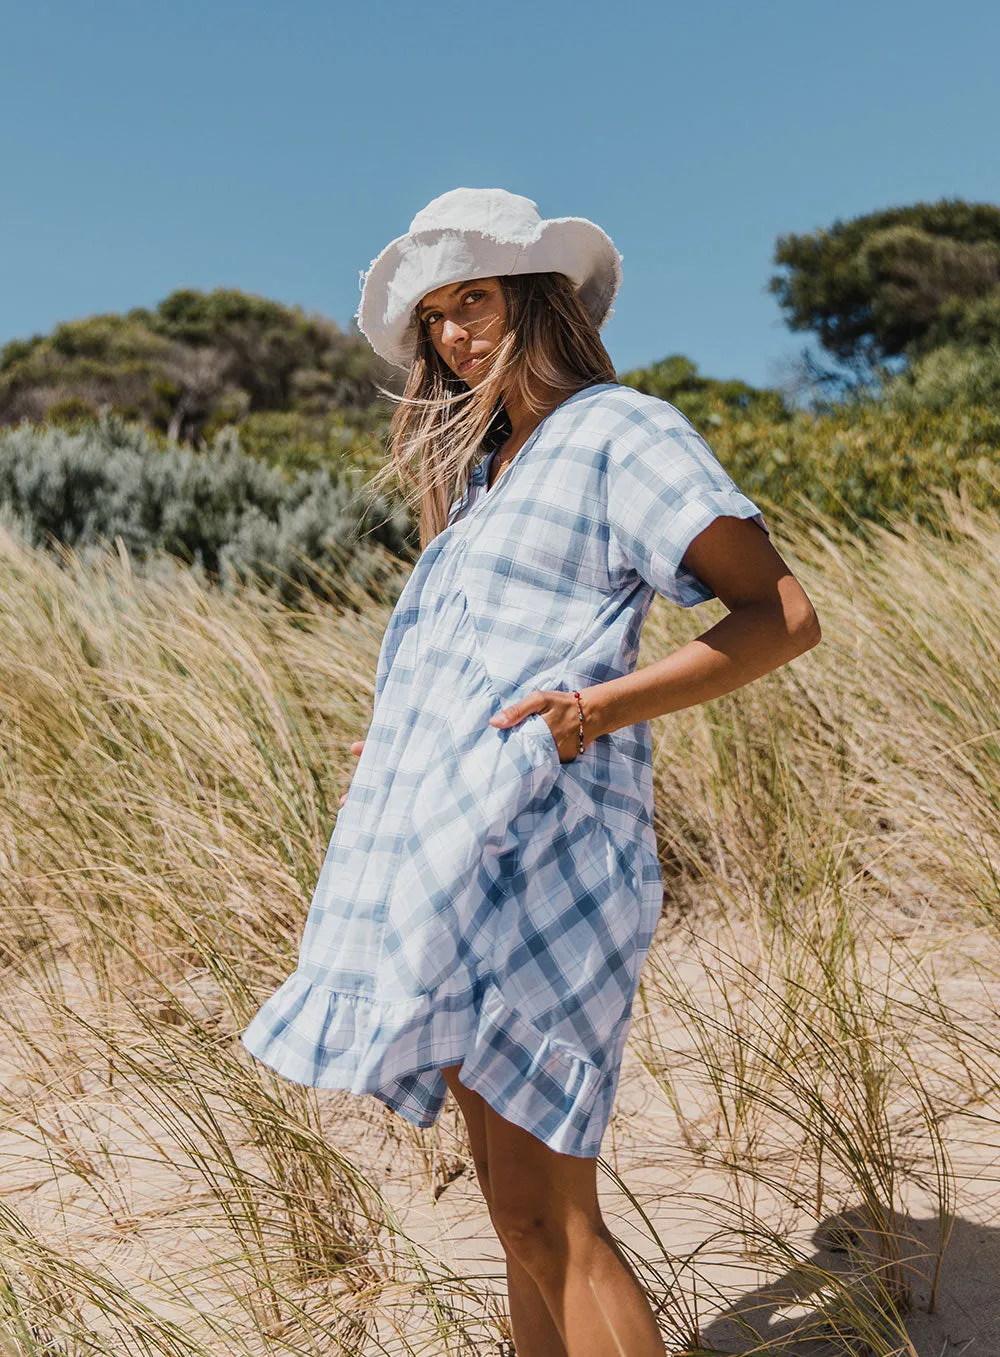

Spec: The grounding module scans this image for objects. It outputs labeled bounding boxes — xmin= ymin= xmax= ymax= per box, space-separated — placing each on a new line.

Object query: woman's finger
xmin=488 ymin=691 xmax=545 ymax=728
xmin=340 ymin=738 xmax=366 ymax=807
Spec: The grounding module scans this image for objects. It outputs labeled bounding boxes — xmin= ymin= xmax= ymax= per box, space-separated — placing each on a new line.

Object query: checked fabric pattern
xmin=241 ymin=382 xmax=768 ymax=1156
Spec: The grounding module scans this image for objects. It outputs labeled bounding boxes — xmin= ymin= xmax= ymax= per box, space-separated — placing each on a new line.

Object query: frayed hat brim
xmin=355 ymin=195 xmax=623 ymax=369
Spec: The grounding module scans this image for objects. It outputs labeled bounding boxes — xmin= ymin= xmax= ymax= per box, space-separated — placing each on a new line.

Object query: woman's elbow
xmin=787 ymin=596 xmax=822 ymax=654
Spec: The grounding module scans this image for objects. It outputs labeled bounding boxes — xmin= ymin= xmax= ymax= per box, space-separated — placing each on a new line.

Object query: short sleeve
xmin=606 ymin=416 xmax=769 ymax=608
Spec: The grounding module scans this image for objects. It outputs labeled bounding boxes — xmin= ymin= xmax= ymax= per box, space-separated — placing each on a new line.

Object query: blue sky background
xmin=1 ymin=0 xmax=997 ymax=394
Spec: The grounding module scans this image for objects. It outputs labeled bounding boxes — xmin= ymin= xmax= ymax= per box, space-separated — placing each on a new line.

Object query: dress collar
xmin=469 ymin=449 xmax=494 ymax=488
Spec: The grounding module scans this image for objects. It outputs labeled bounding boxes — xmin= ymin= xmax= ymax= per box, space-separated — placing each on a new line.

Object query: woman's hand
xmin=339 ymin=740 xmax=366 ymax=807
xmin=489 ymin=690 xmax=596 ymax=763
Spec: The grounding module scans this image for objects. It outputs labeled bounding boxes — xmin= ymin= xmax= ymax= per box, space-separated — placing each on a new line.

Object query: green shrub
xmin=228 ymin=410 xmax=390 ymax=476
xmin=46 ymin=395 xmax=103 ymax=428
xmin=620 ymin=353 xmax=790 ymax=427
xmin=0 ymin=414 xmax=415 ymax=602
xmin=880 ymin=342 xmax=1000 ymax=414
xmin=0 ymin=289 xmax=397 ymax=445
xmin=709 ymin=401 xmax=1000 ymax=529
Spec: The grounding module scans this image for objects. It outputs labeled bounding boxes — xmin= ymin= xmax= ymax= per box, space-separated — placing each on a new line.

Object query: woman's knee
xmin=482 ymin=1105 xmax=603 ymax=1280
xmin=490 ymin=1193 xmax=598 ymax=1282
xmin=492 ymin=1200 xmax=559 ymax=1271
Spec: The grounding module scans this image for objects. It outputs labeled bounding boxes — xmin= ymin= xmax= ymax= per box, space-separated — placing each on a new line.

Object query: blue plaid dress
xmin=241 ymin=382 xmax=768 ymax=1156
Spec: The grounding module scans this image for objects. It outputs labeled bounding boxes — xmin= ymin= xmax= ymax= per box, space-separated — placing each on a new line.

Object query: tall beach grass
xmin=0 ymin=490 xmax=998 ymax=1352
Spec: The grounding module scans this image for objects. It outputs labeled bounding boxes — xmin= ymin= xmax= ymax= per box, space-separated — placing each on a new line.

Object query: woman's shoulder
xmin=568 ymin=382 xmax=697 ymax=451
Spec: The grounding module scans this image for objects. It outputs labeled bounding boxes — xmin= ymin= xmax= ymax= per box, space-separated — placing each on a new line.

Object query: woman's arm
xmin=586 ymin=515 xmax=821 ymax=738
xmin=492 ymin=516 xmax=821 ymax=750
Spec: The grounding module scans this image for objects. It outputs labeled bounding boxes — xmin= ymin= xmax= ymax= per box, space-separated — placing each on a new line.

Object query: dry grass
xmin=0 ymin=493 xmax=998 ymax=1354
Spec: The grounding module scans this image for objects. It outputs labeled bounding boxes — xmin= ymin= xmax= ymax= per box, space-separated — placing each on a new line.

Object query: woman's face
xmin=417 ymin=276 xmax=507 ymax=387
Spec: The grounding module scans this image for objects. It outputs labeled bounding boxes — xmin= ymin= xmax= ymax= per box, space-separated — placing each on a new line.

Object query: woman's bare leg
xmin=482 ymin=1093 xmax=666 ymax=1356
xmin=441 ymin=1065 xmax=567 ymax=1357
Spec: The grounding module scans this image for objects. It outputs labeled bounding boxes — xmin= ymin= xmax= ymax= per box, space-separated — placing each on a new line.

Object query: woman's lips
xmin=458 ymin=354 xmax=481 ymax=374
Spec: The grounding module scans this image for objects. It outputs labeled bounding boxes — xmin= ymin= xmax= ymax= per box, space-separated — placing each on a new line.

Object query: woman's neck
xmin=503 ymin=382 xmax=567 ymax=444
xmin=500 ymin=379 xmax=593 ymax=455
xmin=485 ymin=381 xmax=590 ymax=492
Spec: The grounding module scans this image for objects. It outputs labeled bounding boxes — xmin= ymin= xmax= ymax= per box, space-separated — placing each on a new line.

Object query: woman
xmin=242 ymin=187 xmax=821 ymax=1356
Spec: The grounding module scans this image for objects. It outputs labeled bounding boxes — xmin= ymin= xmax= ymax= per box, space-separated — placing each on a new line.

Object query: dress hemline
xmin=239 ymin=968 xmax=612 ymax=1158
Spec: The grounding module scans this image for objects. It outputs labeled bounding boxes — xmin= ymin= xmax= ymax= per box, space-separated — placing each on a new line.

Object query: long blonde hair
xmin=364 ymin=272 xmax=618 ymax=549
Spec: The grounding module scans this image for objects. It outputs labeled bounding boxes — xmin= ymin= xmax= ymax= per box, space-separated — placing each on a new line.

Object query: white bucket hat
xmin=355 ymin=187 xmax=623 ymax=369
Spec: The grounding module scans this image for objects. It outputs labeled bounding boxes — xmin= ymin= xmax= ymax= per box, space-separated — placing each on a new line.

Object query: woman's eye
xmin=422 ymin=292 xmax=483 ymax=326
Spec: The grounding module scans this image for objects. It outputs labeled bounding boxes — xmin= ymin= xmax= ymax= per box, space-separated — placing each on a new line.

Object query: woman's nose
xmin=441 ymin=318 xmax=468 ymax=345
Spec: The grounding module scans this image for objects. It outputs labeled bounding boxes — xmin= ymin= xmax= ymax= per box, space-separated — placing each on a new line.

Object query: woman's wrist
xmin=577 ymin=670 xmax=669 ymax=742
xmin=577 ymin=683 xmax=617 ymax=744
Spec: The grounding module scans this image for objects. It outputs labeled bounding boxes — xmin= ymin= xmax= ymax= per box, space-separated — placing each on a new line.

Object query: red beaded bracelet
xmin=572 ymin=690 xmax=585 ymax=754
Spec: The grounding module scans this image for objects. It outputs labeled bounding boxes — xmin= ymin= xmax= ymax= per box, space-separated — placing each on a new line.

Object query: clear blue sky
xmin=2 ymin=0 xmax=997 ymax=392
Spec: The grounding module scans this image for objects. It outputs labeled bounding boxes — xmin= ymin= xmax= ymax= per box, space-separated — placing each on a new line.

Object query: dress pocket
xmin=520 ymin=709 xmax=563 ymax=771
xmin=453 ymin=583 xmax=562 ymax=790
